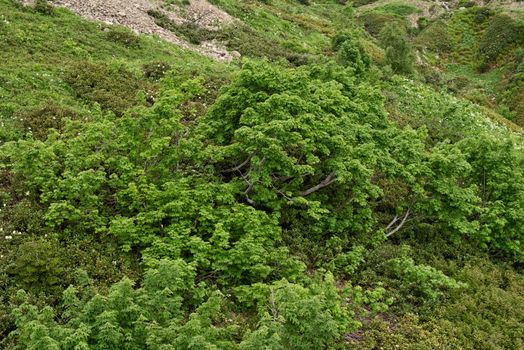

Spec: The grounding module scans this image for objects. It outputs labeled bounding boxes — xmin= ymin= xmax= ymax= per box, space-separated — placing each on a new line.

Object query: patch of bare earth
xmin=20 ymin=0 xmax=237 ymax=61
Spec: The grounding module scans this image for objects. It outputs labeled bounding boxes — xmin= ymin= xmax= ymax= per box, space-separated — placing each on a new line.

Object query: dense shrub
xmin=142 ymin=61 xmax=172 ymax=80
xmin=332 ymin=32 xmax=370 ymax=76
xmin=513 ymin=88 xmax=524 ymax=125
xmin=353 ymin=247 xmax=524 ymax=349
xmin=359 ymin=12 xmax=407 ymax=37
xmin=9 ymin=239 xmax=63 ymax=293
xmin=373 ymin=4 xmax=420 ymax=17
xmin=16 ymin=101 xmax=79 ymax=140
xmin=353 ymin=0 xmax=377 ymax=7
xmin=64 ymin=61 xmax=144 ymax=115
xmin=33 ymin=0 xmax=53 ymax=15
xmin=478 ymin=14 xmax=524 ymax=70
xmin=379 ymin=23 xmax=415 ymax=75
xmin=104 ymin=26 xmax=141 ymax=48
xmin=458 ymin=134 xmax=524 ymax=261
xmin=2 ymin=0 xmax=524 ymax=346
xmin=414 ymin=19 xmax=452 ymax=53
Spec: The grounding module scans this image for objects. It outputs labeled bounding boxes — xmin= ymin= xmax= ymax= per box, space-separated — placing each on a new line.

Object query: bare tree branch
xmin=223 ymin=151 xmax=258 ymax=173
xmin=385 ymin=215 xmax=399 ymax=231
xmin=239 ymin=171 xmax=256 ymax=205
xmin=386 ymin=208 xmax=411 ymax=238
xmin=274 ymin=187 xmax=296 ymax=202
xmin=300 ymin=172 xmax=337 ymax=197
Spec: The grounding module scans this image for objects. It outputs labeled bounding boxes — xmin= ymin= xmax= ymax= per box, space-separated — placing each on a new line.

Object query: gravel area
xmin=20 ymin=0 xmax=236 ymax=61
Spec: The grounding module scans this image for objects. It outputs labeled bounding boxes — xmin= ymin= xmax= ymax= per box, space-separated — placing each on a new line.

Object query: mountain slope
xmin=1 ymin=1 xmax=523 ymax=349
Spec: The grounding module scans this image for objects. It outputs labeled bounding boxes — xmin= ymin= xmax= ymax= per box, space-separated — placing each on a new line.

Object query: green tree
xmin=331 ymin=32 xmax=370 ymax=76
xmin=379 ymin=23 xmax=415 ymax=76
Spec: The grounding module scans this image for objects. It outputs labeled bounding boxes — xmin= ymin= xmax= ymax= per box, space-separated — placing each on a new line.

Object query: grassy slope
xmin=0 ymin=0 xmax=230 ymax=140
xmin=355 ymin=0 xmax=524 ymax=127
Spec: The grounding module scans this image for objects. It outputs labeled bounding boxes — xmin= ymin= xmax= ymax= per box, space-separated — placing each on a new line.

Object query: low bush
xmin=142 ymin=61 xmax=172 ymax=80
xmin=16 ymin=101 xmax=79 ymax=140
xmin=105 ymin=26 xmax=141 ymax=48
xmin=64 ymin=61 xmax=143 ymax=115
xmin=414 ymin=20 xmax=452 ymax=53
xmin=33 ymin=0 xmax=53 ymax=15
xmin=478 ymin=14 xmax=524 ymax=69
xmin=353 ymin=251 xmax=524 ymax=349
xmin=373 ymin=4 xmax=420 ymax=17
xmin=359 ymin=12 xmax=407 ymax=37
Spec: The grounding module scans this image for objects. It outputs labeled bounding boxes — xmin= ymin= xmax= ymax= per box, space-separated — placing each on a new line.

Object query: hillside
xmin=0 ymin=0 xmax=523 ymax=349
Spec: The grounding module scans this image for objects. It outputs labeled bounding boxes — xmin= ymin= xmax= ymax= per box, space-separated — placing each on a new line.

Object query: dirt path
xmin=21 ymin=0 xmax=236 ymax=61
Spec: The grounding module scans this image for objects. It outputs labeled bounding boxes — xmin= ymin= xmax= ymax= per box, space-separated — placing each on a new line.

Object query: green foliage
xmin=353 ymin=247 xmax=524 ymax=349
xmin=414 ymin=19 xmax=452 ymax=53
xmin=2 ymin=0 xmax=524 ymax=348
xmin=372 ymin=3 xmax=420 ymax=17
xmin=458 ymin=133 xmax=524 ymax=261
xmin=9 ymin=260 xmax=239 ymax=349
xmin=240 ymin=273 xmax=358 ymax=350
xmin=379 ymin=23 xmax=414 ymax=75
xmin=216 ymin=23 xmax=295 ymax=61
xmin=332 ymin=32 xmax=371 ymax=75
xmin=9 ymin=239 xmax=64 ymax=294
xmin=147 ymin=8 xmax=294 ymax=60
xmin=359 ymin=11 xmax=406 ymax=37
xmin=199 ymin=59 xmax=393 ymax=244
xmin=165 ymin=0 xmax=191 ymax=6
xmin=353 ymin=0 xmax=377 ymax=7
xmin=148 ymin=9 xmax=215 ymax=45
xmin=389 ymin=255 xmax=466 ymax=301
xmin=104 ymin=26 xmax=141 ymax=48
xmin=64 ymin=61 xmax=144 ymax=115
xmin=142 ymin=61 xmax=172 ymax=80
xmin=34 ymin=0 xmax=53 ymax=15
xmin=383 ymin=77 xmax=524 ymax=259
xmin=15 ymin=101 xmax=80 ymax=140
xmin=478 ymin=14 xmax=524 ymax=70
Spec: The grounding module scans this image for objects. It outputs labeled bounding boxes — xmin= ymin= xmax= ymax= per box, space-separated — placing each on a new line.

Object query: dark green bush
xmin=142 ymin=61 xmax=172 ymax=80
xmin=374 ymin=4 xmax=420 ymax=17
xmin=414 ymin=19 xmax=452 ymax=53
xmin=286 ymin=53 xmax=310 ymax=66
xmin=446 ymin=76 xmax=471 ymax=93
xmin=64 ymin=61 xmax=143 ymax=115
xmin=458 ymin=0 xmax=476 ymax=8
xmin=379 ymin=23 xmax=414 ymax=75
xmin=33 ymin=0 xmax=53 ymax=15
xmin=474 ymin=6 xmax=493 ymax=23
xmin=332 ymin=32 xmax=370 ymax=75
xmin=9 ymin=239 xmax=64 ymax=293
xmin=16 ymin=101 xmax=79 ymax=140
xmin=359 ymin=12 xmax=407 ymax=37
xmin=354 ymin=250 xmax=524 ymax=349
xmin=416 ymin=16 xmax=429 ymax=30
xmin=478 ymin=14 xmax=524 ymax=69
xmin=105 ymin=26 xmax=141 ymax=48
xmin=512 ymin=88 xmax=524 ymax=125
